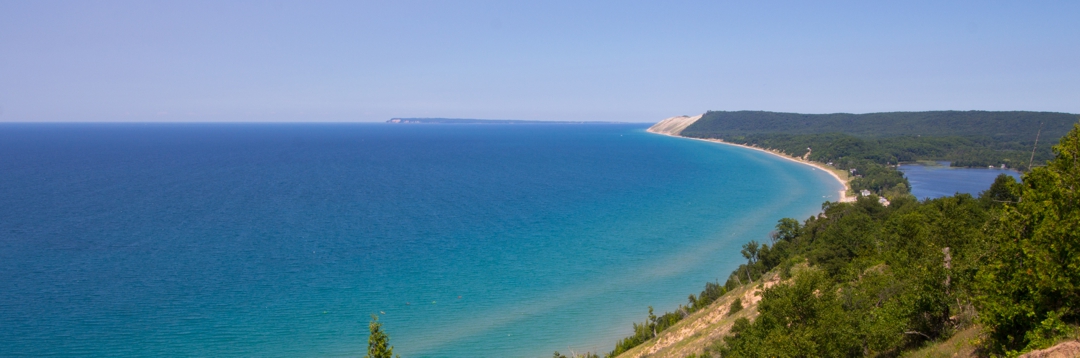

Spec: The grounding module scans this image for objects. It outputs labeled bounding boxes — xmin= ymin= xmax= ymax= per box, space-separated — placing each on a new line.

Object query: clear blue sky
xmin=1 ymin=1 xmax=1078 ymax=122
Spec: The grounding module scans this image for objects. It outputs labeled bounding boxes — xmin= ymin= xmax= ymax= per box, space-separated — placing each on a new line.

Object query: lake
xmin=898 ymin=162 xmax=1022 ymax=200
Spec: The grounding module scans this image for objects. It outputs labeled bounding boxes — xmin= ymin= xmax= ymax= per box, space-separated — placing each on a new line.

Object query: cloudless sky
xmin=1 ymin=1 xmax=1078 ymax=122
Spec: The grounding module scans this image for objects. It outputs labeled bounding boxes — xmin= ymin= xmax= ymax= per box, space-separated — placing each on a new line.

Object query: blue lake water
xmin=0 ymin=123 xmax=842 ymax=357
xmin=898 ymin=162 xmax=1022 ymax=200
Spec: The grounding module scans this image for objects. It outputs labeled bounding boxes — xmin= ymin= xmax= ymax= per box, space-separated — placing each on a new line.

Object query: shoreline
xmin=646 ymin=129 xmax=855 ymax=203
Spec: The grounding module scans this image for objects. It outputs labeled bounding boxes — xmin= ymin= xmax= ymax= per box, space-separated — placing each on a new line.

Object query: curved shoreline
xmin=646 ymin=129 xmax=854 ymax=203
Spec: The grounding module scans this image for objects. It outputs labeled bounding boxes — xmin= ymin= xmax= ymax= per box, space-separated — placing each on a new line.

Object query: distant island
xmin=387 ymin=117 xmax=625 ymax=124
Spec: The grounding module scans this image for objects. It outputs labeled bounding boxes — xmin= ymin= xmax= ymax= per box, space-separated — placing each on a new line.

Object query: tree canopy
xmin=365 ymin=315 xmax=399 ymax=358
xmin=975 ymin=123 xmax=1080 ymax=354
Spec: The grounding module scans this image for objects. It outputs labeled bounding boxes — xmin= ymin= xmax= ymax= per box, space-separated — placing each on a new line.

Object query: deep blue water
xmin=0 ymin=123 xmax=842 ymax=357
xmin=898 ymin=162 xmax=1022 ymax=200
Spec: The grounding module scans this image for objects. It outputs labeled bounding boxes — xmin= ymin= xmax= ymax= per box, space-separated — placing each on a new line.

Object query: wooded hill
xmin=681 ymin=111 xmax=1075 ymax=141
xmin=680 ymin=111 xmax=1077 ymax=170
xmin=605 ymin=123 xmax=1080 ymax=358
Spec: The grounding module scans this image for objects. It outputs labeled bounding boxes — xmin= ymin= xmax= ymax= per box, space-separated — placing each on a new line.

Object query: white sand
xmin=646 ymin=115 xmax=854 ymax=203
xmin=647 ymin=115 xmax=703 ymax=136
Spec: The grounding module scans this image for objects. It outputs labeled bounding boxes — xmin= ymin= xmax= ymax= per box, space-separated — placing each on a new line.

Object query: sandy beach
xmin=646 ymin=127 xmax=854 ymax=203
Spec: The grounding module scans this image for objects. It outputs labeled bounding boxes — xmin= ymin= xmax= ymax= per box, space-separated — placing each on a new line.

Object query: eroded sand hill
xmin=647 ymin=115 xmax=702 ymax=136
xmin=615 ymin=273 xmax=784 ymax=358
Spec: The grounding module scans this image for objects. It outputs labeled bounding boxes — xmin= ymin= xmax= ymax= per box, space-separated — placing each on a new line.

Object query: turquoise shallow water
xmin=0 ymin=123 xmax=842 ymax=357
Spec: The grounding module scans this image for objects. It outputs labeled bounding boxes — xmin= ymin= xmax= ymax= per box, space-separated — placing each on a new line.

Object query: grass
xmin=900 ymin=324 xmax=982 ymax=358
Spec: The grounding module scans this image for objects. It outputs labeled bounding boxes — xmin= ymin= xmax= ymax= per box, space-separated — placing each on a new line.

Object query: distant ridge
xmin=681 ymin=110 xmax=1078 ymax=141
xmin=387 ymin=117 xmax=625 ymax=124
xmin=649 ymin=110 xmax=1079 ymax=169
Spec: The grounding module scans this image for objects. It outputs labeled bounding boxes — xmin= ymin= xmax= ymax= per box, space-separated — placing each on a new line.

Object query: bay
xmin=0 ymin=123 xmax=842 ymax=357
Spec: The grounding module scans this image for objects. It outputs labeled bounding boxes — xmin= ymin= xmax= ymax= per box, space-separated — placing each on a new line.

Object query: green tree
xmin=979 ymin=173 xmax=1022 ymax=207
xmin=741 ymin=240 xmax=760 ymax=264
xmin=727 ymin=297 xmax=743 ymax=317
xmin=365 ymin=314 xmax=399 ymax=358
xmin=740 ymin=240 xmax=760 ymax=284
xmin=975 ymin=123 xmax=1080 ymax=354
xmin=720 ymin=269 xmax=862 ymax=357
xmin=772 ymin=218 xmax=801 ymax=243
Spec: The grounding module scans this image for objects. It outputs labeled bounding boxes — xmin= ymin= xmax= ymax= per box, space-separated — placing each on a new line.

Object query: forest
xmin=680 ymin=111 xmax=1075 ymax=145
xmin=604 ymin=122 xmax=1080 ymax=357
xmin=677 ymin=111 xmax=1076 ymax=197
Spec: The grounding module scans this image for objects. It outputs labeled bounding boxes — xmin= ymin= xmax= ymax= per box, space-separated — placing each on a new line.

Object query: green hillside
xmin=681 ymin=111 xmax=1075 ymax=140
xmin=680 ymin=111 xmax=1078 ymax=171
xmin=604 ymin=123 xmax=1080 ymax=358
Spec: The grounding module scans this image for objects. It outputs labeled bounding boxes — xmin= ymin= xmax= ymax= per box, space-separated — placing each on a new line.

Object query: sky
xmin=1 ymin=1 xmax=1078 ymax=122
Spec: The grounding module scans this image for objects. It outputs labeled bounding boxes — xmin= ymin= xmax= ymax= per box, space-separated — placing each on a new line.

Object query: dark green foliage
xmin=607 ymin=307 xmax=660 ymax=357
xmin=678 ymin=111 xmax=1075 ymax=197
xmin=682 ymin=110 xmax=1071 ymax=152
xmin=365 ymin=315 xmax=399 ymax=358
xmin=681 ymin=111 xmax=1074 ymax=170
xmin=727 ymin=298 xmax=743 ymax=316
xmin=606 ymin=306 xmax=688 ymax=357
xmin=721 ymin=270 xmax=865 ymax=357
xmin=974 ymin=123 xmax=1080 ymax=354
xmin=604 ymin=119 xmax=1080 ymax=357
xmin=979 ymin=173 xmax=1022 ymax=207
xmin=710 ymin=189 xmax=993 ymax=356
xmin=700 ymin=122 xmax=1080 ymax=357
xmin=772 ymin=218 xmax=800 ymax=243
xmin=689 ymin=281 xmax=726 ymax=311
xmin=683 ymin=111 xmax=1075 ymax=139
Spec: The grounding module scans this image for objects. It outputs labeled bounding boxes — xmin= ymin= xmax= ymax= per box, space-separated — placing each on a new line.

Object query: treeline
xmin=608 ymin=123 xmax=1080 ymax=357
xmin=680 ymin=111 xmax=1077 ymax=172
xmin=681 ymin=111 xmax=1075 ymax=143
xmin=678 ymin=131 xmax=1045 ymax=196
xmin=709 ymin=133 xmax=1046 ymax=169
xmin=717 ymin=192 xmax=990 ymax=356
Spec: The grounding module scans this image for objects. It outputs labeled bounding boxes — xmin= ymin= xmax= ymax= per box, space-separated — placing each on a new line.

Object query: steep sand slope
xmin=1019 ymin=341 xmax=1080 ymax=358
xmin=614 ymin=273 xmax=784 ymax=358
xmin=647 ymin=115 xmax=702 ymax=136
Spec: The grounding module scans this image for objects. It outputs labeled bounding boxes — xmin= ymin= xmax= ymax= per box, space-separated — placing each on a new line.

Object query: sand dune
xmin=647 ymin=114 xmax=702 ymax=136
